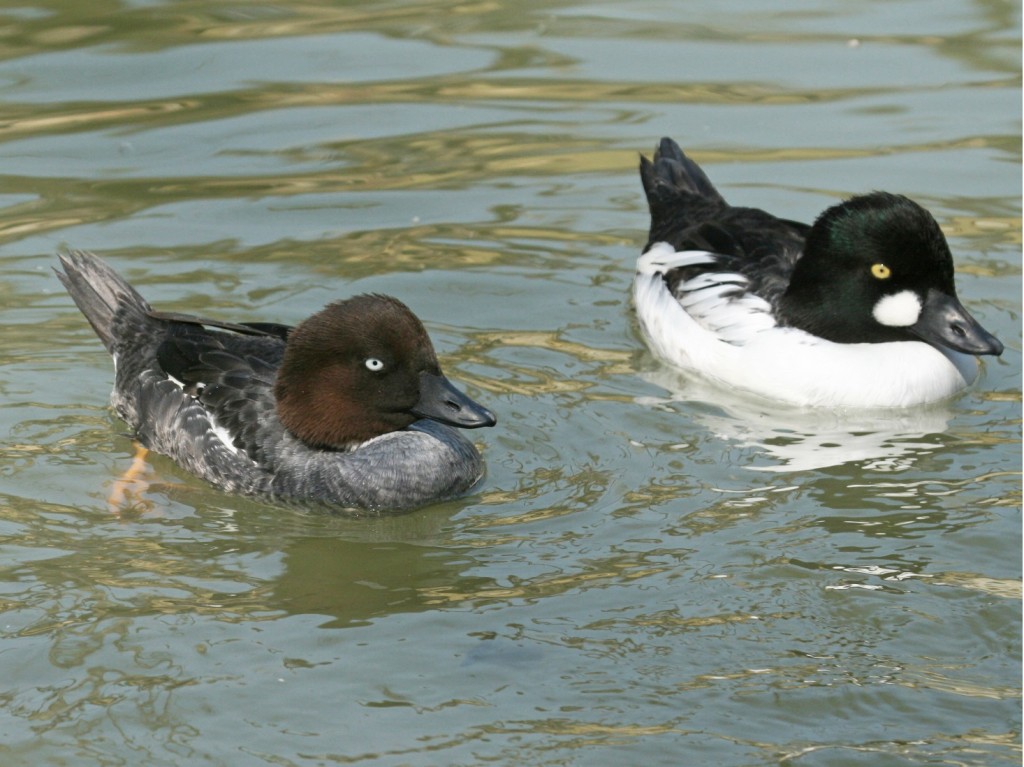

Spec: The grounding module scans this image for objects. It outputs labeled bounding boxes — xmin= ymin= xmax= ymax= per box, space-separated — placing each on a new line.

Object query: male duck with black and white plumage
xmin=634 ymin=137 xmax=1003 ymax=408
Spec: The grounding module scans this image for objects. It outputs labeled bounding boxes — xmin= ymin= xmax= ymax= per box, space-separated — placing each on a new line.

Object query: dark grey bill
xmin=910 ymin=289 xmax=1004 ymax=356
xmin=412 ymin=371 xmax=497 ymax=428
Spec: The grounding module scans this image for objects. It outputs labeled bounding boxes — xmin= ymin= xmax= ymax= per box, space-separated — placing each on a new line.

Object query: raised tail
xmin=639 ymin=137 xmax=728 ymax=244
xmin=55 ymin=250 xmax=152 ymax=355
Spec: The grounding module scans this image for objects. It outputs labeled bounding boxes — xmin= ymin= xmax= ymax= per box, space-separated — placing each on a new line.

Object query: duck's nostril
xmin=951 ymin=323 xmax=967 ymax=339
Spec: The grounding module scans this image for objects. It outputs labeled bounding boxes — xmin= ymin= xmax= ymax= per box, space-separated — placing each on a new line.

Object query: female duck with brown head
xmin=57 ymin=250 xmax=496 ymax=513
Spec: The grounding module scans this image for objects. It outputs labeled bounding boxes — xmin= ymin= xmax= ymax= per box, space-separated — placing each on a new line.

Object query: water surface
xmin=0 ymin=1 xmax=1020 ymax=765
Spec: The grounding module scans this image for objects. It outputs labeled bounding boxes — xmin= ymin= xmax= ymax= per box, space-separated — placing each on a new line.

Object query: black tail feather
xmin=639 ymin=137 xmax=728 ymax=241
xmin=56 ymin=250 xmax=152 ymax=355
xmin=642 ymin=138 xmax=724 ymax=203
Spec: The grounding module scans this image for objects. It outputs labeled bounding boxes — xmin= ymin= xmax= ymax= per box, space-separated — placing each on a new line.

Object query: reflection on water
xmin=0 ymin=0 xmax=1019 ymax=765
xmin=270 ymin=535 xmax=496 ymax=628
xmin=638 ymin=367 xmax=957 ymax=472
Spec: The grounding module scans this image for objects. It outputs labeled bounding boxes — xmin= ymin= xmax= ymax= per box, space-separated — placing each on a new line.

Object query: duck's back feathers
xmin=155 ymin=328 xmax=283 ymax=462
xmin=148 ymin=309 xmax=293 ymax=343
xmin=639 ymin=140 xmax=809 ymax=309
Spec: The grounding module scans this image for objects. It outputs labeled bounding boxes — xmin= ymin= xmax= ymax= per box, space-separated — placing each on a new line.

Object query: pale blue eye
xmin=365 ymin=358 xmax=385 ymax=372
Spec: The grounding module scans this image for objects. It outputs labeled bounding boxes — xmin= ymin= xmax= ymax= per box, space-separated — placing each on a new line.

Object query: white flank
xmin=872 ymin=290 xmax=922 ymax=327
xmin=634 ymin=243 xmax=975 ymax=408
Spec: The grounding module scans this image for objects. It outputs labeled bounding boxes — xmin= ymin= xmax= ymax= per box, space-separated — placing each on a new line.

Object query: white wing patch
xmin=637 ymin=244 xmax=716 ymax=276
xmin=165 ymin=373 xmax=207 ymax=396
xmin=165 ymin=373 xmax=241 ymax=457
xmin=638 ymin=243 xmax=776 ymax=345
xmin=210 ymin=418 xmax=241 ymax=456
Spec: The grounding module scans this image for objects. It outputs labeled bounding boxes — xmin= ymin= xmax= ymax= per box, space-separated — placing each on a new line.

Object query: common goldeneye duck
xmin=56 ymin=250 xmax=496 ymax=513
xmin=634 ymin=137 xmax=1004 ymax=408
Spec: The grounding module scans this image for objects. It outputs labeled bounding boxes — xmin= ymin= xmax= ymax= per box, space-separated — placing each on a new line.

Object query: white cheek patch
xmin=872 ymin=290 xmax=922 ymax=327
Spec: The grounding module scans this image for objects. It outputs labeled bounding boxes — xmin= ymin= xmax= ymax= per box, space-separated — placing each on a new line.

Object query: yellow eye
xmin=871 ymin=263 xmax=891 ymax=280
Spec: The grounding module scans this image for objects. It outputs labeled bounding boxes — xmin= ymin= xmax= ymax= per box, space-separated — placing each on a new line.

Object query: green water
xmin=0 ymin=1 xmax=1020 ymax=765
